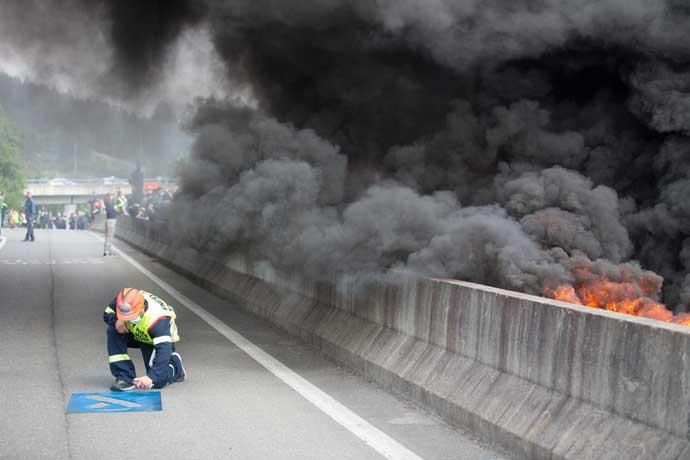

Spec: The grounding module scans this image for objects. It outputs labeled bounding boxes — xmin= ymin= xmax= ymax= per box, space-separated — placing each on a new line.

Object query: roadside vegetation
xmin=0 ymin=105 xmax=24 ymax=208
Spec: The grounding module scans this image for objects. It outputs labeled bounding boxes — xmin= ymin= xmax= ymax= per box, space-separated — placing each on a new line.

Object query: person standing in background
xmin=0 ymin=191 xmax=6 ymax=236
xmin=129 ymin=162 xmax=144 ymax=206
xmin=23 ymin=192 xmax=36 ymax=242
xmin=91 ymin=194 xmax=102 ymax=223
xmin=114 ymin=190 xmax=127 ymax=215
xmin=144 ymin=202 xmax=157 ymax=222
xmin=87 ymin=192 xmax=98 ymax=224
xmin=103 ymin=192 xmax=117 ymax=256
xmin=8 ymin=209 xmax=16 ymax=228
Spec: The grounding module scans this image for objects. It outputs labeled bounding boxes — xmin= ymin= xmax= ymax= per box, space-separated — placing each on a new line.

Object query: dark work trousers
xmin=106 ymin=326 xmax=179 ymax=388
xmin=24 ymin=217 xmax=34 ymax=241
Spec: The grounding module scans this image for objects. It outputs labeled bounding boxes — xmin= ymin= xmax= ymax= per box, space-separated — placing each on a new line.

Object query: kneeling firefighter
xmin=104 ymin=288 xmax=186 ymax=391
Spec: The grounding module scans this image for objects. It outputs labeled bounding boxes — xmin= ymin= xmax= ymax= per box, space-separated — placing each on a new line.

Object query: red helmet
xmin=116 ymin=288 xmax=145 ymax=321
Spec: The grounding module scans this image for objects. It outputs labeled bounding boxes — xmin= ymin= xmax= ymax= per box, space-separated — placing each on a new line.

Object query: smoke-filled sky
xmin=3 ymin=0 xmax=690 ymax=311
xmin=0 ymin=74 xmax=192 ymax=177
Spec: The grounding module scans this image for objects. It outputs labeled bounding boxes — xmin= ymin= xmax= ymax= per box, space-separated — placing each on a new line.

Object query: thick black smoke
xmin=105 ymin=0 xmax=206 ymax=92
xmin=0 ymin=0 xmax=205 ymax=99
xmin=4 ymin=1 xmax=690 ymax=309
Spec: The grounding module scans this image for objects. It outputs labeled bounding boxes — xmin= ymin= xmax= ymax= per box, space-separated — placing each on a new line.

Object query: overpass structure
xmin=25 ymin=179 xmax=132 ymax=205
xmin=25 ymin=177 xmax=176 ymax=206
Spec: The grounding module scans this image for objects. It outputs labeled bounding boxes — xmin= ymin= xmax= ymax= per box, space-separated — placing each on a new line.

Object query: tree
xmin=0 ymin=105 xmax=24 ymax=208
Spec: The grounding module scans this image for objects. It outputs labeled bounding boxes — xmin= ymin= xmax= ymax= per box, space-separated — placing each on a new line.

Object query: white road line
xmin=90 ymin=233 xmax=424 ymax=460
xmin=0 ymin=236 xmax=6 ymax=251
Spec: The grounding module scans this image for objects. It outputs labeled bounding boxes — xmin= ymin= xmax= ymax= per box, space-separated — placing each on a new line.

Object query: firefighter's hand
xmin=115 ymin=320 xmax=128 ymax=334
xmin=134 ymin=376 xmax=154 ymax=389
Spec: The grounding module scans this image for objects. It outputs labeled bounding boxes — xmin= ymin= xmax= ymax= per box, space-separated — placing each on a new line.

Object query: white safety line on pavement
xmin=0 ymin=236 xmax=6 ymax=251
xmin=90 ymin=233 xmax=424 ymax=460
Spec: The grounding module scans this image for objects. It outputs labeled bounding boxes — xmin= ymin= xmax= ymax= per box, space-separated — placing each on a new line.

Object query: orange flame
xmin=544 ymin=285 xmax=581 ymax=305
xmin=672 ymin=313 xmax=690 ymax=326
xmin=547 ymin=280 xmax=685 ymax=326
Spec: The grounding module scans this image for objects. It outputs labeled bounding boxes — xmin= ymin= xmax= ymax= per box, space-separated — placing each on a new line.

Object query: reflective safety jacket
xmin=127 ymin=293 xmax=179 ymax=344
xmin=103 ymin=290 xmax=180 ymax=386
xmin=114 ymin=195 xmax=127 ymax=214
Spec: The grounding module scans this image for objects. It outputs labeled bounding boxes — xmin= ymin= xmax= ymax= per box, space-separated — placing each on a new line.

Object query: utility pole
xmin=139 ymin=124 xmax=144 ymax=167
xmin=72 ymin=142 xmax=77 ymax=177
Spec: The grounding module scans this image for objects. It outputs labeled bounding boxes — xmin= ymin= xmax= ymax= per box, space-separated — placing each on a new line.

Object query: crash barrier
xmin=116 ymin=215 xmax=690 ymax=460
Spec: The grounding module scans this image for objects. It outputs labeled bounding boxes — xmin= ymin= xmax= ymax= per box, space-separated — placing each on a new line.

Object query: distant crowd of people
xmin=0 ymin=191 xmax=95 ymax=241
xmin=1 ymin=199 xmax=103 ymax=231
xmin=32 ymin=209 xmax=92 ymax=230
xmin=0 ymin=185 xmax=175 ymax=242
xmin=101 ymin=186 xmax=174 ymax=256
xmin=126 ymin=187 xmax=174 ymax=223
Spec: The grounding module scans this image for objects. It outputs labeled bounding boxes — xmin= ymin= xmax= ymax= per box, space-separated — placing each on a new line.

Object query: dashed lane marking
xmin=0 ymin=258 xmax=105 ymax=265
xmin=90 ymin=233 xmax=425 ymax=460
xmin=0 ymin=236 xmax=6 ymax=251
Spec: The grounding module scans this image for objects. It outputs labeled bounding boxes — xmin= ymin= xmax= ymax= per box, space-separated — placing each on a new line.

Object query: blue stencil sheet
xmin=66 ymin=391 xmax=162 ymax=413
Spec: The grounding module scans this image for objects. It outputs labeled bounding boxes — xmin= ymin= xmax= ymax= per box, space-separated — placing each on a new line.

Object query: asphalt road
xmin=0 ymin=227 xmax=509 ymax=460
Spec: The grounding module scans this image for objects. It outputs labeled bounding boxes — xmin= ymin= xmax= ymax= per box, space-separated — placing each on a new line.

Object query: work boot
xmin=171 ymin=352 xmax=186 ymax=383
xmin=110 ymin=379 xmax=135 ymax=392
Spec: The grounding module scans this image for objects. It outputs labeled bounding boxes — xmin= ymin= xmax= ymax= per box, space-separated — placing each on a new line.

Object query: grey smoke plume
xmin=496 ymin=166 xmax=632 ymax=263
xmin=3 ymin=1 xmax=690 ymax=309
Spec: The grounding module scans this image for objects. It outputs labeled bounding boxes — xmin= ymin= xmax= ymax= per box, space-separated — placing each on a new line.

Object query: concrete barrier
xmin=116 ymin=216 xmax=690 ymax=460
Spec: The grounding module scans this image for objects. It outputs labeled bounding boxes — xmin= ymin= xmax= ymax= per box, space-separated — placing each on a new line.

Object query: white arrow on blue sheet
xmin=86 ymin=394 xmax=142 ymax=410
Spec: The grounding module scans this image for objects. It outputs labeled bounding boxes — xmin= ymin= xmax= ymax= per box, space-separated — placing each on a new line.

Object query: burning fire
xmin=545 ymin=281 xmax=690 ymax=325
